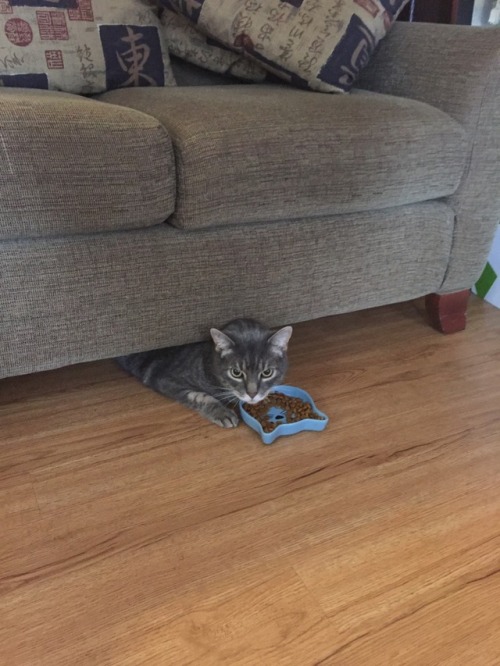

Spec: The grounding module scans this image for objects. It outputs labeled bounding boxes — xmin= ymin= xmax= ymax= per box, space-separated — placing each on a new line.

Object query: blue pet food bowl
xmin=239 ymin=385 xmax=329 ymax=445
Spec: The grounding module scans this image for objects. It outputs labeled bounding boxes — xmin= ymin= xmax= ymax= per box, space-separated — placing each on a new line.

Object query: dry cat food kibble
xmin=243 ymin=391 xmax=326 ymax=433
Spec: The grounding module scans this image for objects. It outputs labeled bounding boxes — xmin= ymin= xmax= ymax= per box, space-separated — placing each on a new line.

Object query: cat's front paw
xmin=208 ymin=405 xmax=240 ymax=429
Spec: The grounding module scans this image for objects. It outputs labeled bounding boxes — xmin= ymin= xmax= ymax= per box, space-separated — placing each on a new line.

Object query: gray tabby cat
xmin=116 ymin=318 xmax=293 ymax=428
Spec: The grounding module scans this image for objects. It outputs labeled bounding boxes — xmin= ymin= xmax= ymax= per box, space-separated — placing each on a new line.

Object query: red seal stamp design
xmin=37 ymin=11 xmax=69 ymax=41
xmin=0 ymin=1 xmax=13 ymax=15
xmin=5 ymin=18 xmax=33 ymax=46
xmin=45 ymin=49 xmax=64 ymax=69
xmin=68 ymin=0 xmax=94 ymax=22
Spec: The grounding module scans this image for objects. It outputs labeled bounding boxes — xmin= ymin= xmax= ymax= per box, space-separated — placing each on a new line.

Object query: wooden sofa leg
xmin=425 ymin=290 xmax=470 ymax=334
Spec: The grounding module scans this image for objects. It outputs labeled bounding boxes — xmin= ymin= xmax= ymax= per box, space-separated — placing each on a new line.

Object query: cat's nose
xmin=246 ymin=382 xmax=258 ymax=399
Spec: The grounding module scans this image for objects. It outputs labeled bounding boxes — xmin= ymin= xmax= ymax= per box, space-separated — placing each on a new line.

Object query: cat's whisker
xmin=211 ymin=388 xmax=240 ymax=404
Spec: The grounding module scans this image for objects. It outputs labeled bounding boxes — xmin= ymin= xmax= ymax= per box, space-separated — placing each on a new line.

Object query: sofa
xmin=1 ymin=22 xmax=499 ymax=380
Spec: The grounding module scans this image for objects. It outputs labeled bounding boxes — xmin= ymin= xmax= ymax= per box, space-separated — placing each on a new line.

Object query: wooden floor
xmin=1 ymin=297 xmax=500 ymax=665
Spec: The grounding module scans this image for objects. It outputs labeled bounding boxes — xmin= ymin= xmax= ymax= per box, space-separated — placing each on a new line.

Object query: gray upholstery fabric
xmin=359 ymin=23 xmax=500 ymax=293
xmin=0 ymin=88 xmax=175 ymax=240
xmin=0 ymin=202 xmax=453 ymax=378
xmin=99 ymin=85 xmax=467 ymax=231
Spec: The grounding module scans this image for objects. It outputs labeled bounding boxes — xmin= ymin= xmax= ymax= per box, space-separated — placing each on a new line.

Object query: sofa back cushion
xmin=159 ymin=0 xmax=409 ymax=92
xmin=0 ymin=0 xmax=175 ymax=94
xmin=99 ymin=85 xmax=467 ymax=230
xmin=0 ymin=87 xmax=176 ymax=240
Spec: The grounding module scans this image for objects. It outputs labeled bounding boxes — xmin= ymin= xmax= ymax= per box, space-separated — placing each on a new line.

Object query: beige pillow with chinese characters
xmin=159 ymin=0 xmax=409 ymax=92
xmin=161 ymin=8 xmax=266 ymax=81
xmin=0 ymin=0 xmax=175 ymax=94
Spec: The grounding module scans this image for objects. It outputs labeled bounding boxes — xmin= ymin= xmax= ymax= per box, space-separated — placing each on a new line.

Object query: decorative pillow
xmin=158 ymin=0 xmax=409 ymax=93
xmin=0 ymin=0 xmax=175 ymax=94
xmin=161 ymin=8 xmax=266 ymax=81
xmin=161 ymin=8 xmax=266 ymax=82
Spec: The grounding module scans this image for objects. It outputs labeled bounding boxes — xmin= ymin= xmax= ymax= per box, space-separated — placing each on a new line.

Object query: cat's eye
xmin=229 ymin=368 xmax=244 ymax=379
xmin=260 ymin=368 xmax=275 ymax=379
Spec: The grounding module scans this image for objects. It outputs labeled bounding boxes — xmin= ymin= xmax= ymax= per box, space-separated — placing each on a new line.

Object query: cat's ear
xmin=210 ymin=328 xmax=234 ymax=357
xmin=268 ymin=326 xmax=293 ymax=355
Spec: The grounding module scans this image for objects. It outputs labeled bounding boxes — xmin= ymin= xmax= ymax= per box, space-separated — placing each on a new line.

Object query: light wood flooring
xmin=1 ymin=297 xmax=500 ymax=665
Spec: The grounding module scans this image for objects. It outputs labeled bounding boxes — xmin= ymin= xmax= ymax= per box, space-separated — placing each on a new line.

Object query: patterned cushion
xmin=0 ymin=0 xmax=175 ymax=94
xmin=159 ymin=0 xmax=409 ymax=92
xmin=161 ymin=8 xmax=266 ymax=81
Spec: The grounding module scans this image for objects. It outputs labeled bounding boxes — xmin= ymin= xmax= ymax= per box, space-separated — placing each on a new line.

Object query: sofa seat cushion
xmin=99 ymin=84 xmax=468 ymax=231
xmin=0 ymin=88 xmax=175 ymax=240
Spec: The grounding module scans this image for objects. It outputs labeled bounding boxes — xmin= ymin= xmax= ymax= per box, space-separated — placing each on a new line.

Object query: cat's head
xmin=210 ymin=318 xmax=292 ymax=404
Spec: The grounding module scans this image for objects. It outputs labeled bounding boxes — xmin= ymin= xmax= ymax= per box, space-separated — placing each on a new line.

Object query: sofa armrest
xmin=358 ymin=22 xmax=499 ymax=132
xmin=358 ymin=23 xmax=500 ymax=292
